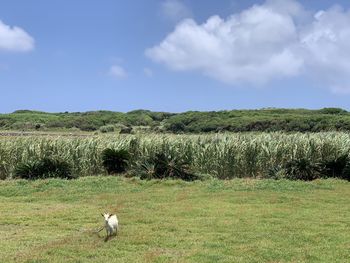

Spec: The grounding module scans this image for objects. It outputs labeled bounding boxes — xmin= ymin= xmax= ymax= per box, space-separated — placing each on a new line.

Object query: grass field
xmin=0 ymin=177 xmax=349 ymax=262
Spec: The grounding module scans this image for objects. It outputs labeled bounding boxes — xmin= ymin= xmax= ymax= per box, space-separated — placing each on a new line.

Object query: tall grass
xmin=1 ymin=132 xmax=350 ymax=179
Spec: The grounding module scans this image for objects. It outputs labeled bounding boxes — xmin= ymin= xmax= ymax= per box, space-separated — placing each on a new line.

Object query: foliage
xmin=318 ymin=154 xmax=350 ymax=181
xmin=133 ymin=161 xmax=156 ymax=180
xmin=321 ymin=155 xmax=348 ymax=178
xmin=1 ymin=133 xmax=350 ymax=181
xmin=1 ymin=108 xmax=350 ymax=133
xmin=14 ymin=158 xmax=72 ymax=180
xmin=284 ymin=158 xmax=321 ymax=181
xmin=341 ymin=162 xmax=350 ymax=181
xmin=318 ymin=107 xmax=348 ymax=115
xmin=99 ymin=125 xmax=115 ymax=133
xmin=101 ymin=148 xmax=130 ymax=174
xmin=119 ymin=126 xmax=133 ymax=134
xmin=154 ymin=153 xmax=198 ymax=181
xmin=134 ymin=153 xmax=198 ymax=181
xmin=267 ymin=165 xmax=285 ymax=180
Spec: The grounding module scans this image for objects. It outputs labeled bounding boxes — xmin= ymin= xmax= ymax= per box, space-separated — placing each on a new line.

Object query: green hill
xmin=1 ymin=108 xmax=350 ymax=133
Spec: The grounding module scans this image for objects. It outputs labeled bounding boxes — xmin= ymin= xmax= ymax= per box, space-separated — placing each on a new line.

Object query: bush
xmin=284 ymin=158 xmax=320 ymax=181
xmin=267 ymin=165 xmax=285 ymax=180
xmin=135 ymin=153 xmax=199 ymax=181
xmin=321 ymin=155 xmax=347 ymax=178
xmin=318 ymin=108 xmax=347 ymax=115
xmin=0 ymin=166 xmax=7 ymax=180
xmin=135 ymin=161 xmax=156 ymax=180
xmin=166 ymin=122 xmax=186 ymax=133
xmin=14 ymin=158 xmax=73 ymax=180
xmin=119 ymin=126 xmax=133 ymax=134
xmin=321 ymin=154 xmax=350 ymax=180
xmin=101 ymin=148 xmax=130 ymax=174
xmin=341 ymin=162 xmax=350 ymax=181
xmin=99 ymin=125 xmax=115 ymax=133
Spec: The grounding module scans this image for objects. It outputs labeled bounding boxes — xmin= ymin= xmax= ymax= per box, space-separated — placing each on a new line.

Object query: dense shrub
xmin=135 ymin=153 xmax=199 ymax=181
xmin=321 ymin=154 xmax=350 ymax=180
xmin=120 ymin=126 xmax=133 ymax=134
xmin=2 ymin=108 xmax=350 ymax=132
xmin=134 ymin=161 xmax=155 ymax=180
xmin=284 ymin=158 xmax=321 ymax=181
xmin=166 ymin=122 xmax=186 ymax=133
xmin=101 ymin=148 xmax=130 ymax=174
xmin=318 ymin=108 xmax=347 ymax=115
xmin=99 ymin=125 xmax=115 ymax=133
xmin=14 ymin=158 xmax=73 ymax=180
xmin=267 ymin=165 xmax=285 ymax=180
xmin=341 ymin=162 xmax=350 ymax=181
xmin=321 ymin=155 xmax=347 ymax=178
xmin=0 ymin=166 xmax=7 ymax=180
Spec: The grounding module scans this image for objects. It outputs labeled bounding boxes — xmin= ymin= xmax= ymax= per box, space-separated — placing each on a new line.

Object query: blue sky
xmin=1 ymin=0 xmax=350 ymax=113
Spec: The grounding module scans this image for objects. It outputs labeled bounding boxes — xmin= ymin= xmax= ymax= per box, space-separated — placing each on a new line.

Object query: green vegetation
xmin=1 ymin=133 xmax=350 ymax=180
xmin=134 ymin=152 xmax=199 ymax=181
xmin=101 ymin=148 xmax=130 ymax=174
xmin=14 ymin=157 xmax=73 ymax=180
xmin=1 ymin=108 xmax=350 ymax=133
xmin=99 ymin=124 xmax=115 ymax=133
xmin=0 ymin=177 xmax=348 ymax=262
xmin=284 ymin=158 xmax=321 ymax=181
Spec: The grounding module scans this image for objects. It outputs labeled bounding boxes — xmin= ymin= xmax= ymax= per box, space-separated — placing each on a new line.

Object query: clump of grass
xmin=101 ymin=148 xmax=130 ymax=174
xmin=14 ymin=158 xmax=73 ymax=180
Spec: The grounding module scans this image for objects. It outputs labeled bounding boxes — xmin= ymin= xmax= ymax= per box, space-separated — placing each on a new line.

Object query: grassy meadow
xmin=0 ymin=177 xmax=349 ymax=262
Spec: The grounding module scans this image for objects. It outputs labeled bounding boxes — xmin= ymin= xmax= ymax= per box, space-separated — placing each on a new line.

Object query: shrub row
xmin=269 ymin=157 xmax=350 ymax=181
xmin=14 ymin=158 xmax=73 ymax=180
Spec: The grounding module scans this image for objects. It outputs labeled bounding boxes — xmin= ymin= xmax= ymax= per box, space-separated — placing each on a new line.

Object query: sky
xmin=2 ymin=0 xmax=350 ymax=113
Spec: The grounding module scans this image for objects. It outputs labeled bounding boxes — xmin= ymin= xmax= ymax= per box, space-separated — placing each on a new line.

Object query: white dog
xmin=101 ymin=213 xmax=119 ymax=237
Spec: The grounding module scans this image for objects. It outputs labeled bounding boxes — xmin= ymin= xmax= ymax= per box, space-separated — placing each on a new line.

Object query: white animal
xmin=101 ymin=213 xmax=119 ymax=237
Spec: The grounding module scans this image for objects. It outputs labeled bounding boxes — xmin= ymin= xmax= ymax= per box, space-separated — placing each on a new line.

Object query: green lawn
xmin=0 ymin=177 xmax=349 ymax=262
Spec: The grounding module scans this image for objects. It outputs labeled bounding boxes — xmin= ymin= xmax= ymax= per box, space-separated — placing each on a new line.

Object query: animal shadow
xmin=103 ymin=233 xmax=118 ymax=242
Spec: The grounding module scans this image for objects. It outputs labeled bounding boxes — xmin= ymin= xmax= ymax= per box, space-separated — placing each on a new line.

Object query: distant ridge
xmin=0 ymin=108 xmax=349 ymax=133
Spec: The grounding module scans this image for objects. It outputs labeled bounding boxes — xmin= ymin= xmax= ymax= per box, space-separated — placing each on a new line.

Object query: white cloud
xmin=148 ymin=0 xmax=304 ymax=85
xmin=300 ymin=6 xmax=350 ymax=93
xmin=143 ymin=67 xmax=153 ymax=77
xmin=108 ymin=65 xmax=127 ymax=79
xmin=0 ymin=20 xmax=34 ymax=52
xmin=147 ymin=0 xmax=350 ymax=92
xmin=161 ymin=0 xmax=192 ymax=22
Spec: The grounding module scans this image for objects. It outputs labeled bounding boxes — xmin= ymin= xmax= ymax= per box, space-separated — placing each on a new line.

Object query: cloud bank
xmin=0 ymin=20 xmax=34 ymax=52
xmin=147 ymin=0 xmax=350 ymax=92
